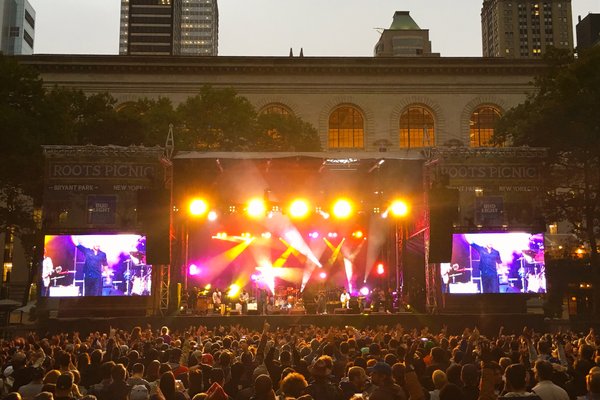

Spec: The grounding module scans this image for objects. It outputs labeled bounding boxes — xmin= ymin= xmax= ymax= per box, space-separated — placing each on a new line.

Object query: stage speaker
xmin=429 ymin=188 xmax=459 ymax=263
xmin=138 ymin=189 xmax=170 ymax=265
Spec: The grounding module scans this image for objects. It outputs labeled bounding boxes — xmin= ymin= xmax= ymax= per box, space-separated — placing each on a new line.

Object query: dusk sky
xmin=29 ymin=0 xmax=599 ymax=57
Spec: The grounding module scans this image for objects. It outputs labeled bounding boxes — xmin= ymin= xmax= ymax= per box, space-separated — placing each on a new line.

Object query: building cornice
xmin=16 ymin=54 xmax=547 ymax=76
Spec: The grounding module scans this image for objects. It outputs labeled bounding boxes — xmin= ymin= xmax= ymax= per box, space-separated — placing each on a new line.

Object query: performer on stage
xmin=77 ymin=241 xmax=108 ymax=296
xmin=440 ymin=263 xmax=452 ymax=293
xmin=188 ymin=287 xmax=198 ymax=313
xmin=258 ymin=288 xmax=268 ymax=315
xmin=42 ymin=250 xmax=54 ymax=296
xmin=340 ymin=288 xmax=350 ymax=309
xmin=470 ymin=241 xmax=502 ymax=293
xmin=370 ymin=287 xmax=382 ymax=311
xmin=212 ymin=288 xmax=222 ymax=314
xmin=239 ymin=288 xmax=250 ymax=314
xmin=316 ymin=290 xmax=327 ymax=314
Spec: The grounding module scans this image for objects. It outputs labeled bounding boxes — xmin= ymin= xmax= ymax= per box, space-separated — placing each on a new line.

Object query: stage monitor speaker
xmin=429 ymin=188 xmax=459 ymax=263
xmin=138 ymin=189 xmax=170 ymax=265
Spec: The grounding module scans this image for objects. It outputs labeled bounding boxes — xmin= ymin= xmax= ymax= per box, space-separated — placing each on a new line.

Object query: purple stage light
xmin=189 ymin=264 xmax=200 ymax=276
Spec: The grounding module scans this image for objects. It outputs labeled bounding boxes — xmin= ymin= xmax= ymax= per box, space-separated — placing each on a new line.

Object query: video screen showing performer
xmin=441 ymin=232 xmax=546 ymax=294
xmin=42 ymin=234 xmax=152 ymax=297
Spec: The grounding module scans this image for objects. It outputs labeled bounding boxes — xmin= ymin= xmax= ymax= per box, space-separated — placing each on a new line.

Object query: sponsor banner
xmin=86 ymin=195 xmax=117 ymax=225
xmin=475 ymin=196 xmax=504 ymax=226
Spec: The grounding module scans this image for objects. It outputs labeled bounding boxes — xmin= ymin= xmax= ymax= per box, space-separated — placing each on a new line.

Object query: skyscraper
xmin=0 ymin=0 xmax=35 ymax=55
xmin=119 ymin=0 xmax=180 ymax=56
xmin=180 ymin=0 xmax=218 ymax=56
xmin=481 ymin=0 xmax=573 ymax=58
xmin=374 ymin=11 xmax=439 ymax=57
xmin=120 ymin=0 xmax=218 ymax=56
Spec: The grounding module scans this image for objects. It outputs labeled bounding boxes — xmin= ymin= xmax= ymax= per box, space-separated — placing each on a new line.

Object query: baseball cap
xmin=370 ymin=362 xmax=392 ymax=376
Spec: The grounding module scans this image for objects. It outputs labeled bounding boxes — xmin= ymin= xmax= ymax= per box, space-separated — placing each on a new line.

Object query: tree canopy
xmin=495 ymin=47 xmax=600 ymax=266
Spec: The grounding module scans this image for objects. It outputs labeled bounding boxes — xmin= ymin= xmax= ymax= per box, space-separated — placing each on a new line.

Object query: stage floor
xmin=37 ymin=311 xmax=549 ymax=337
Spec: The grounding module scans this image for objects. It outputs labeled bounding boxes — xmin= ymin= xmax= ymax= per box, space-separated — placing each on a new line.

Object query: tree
xmin=256 ymin=113 xmax=321 ymax=151
xmin=177 ymin=86 xmax=258 ymax=150
xmin=175 ymin=85 xmax=321 ymax=151
xmin=495 ymin=47 xmax=600 ymax=309
xmin=123 ymin=97 xmax=179 ymax=147
xmin=0 ymin=55 xmax=49 ymax=295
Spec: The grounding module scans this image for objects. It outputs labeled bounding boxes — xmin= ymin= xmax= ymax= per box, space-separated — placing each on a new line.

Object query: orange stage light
xmin=289 ymin=199 xmax=310 ymax=219
xmin=389 ymin=199 xmax=409 ymax=217
xmin=189 ymin=199 xmax=208 ymax=216
xmin=332 ymin=199 xmax=353 ymax=219
xmin=352 ymin=230 xmax=364 ymax=239
xmin=247 ymin=198 xmax=266 ymax=218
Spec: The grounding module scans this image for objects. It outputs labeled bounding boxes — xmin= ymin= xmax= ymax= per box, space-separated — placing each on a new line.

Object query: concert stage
xmin=37 ymin=312 xmax=548 ymax=337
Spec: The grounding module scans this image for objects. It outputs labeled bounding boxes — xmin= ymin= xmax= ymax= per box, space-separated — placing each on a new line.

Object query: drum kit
xmin=124 ymin=251 xmax=151 ymax=296
xmin=516 ymin=249 xmax=546 ymax=293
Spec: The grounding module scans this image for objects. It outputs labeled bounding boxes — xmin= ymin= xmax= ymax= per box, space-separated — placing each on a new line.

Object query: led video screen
xmin=441 ymin=232 xmax=545 ymax=294
xmin=42 ymin=234 xmax=151 ymax=297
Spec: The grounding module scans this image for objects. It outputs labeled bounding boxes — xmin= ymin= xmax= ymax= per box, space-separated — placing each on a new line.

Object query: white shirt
xmin=42 ymin=256 xmax=54 ymax=287
xmin=532 ymin=380 xmax=569 ymax=400
xmin=340 ymin=292 xmax=351 ymax=308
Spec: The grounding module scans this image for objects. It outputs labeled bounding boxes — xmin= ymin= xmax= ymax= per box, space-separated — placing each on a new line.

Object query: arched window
xmin=115 ymin=101 xmax=140 ymax=113
xmin=399 ymin=106 xmax=435 ymax=148
xmin=470 ymin=106 xmax=501 ymax=147
xmin=328 ymin=105 xmax=364 ymax=149
xmin=259 ymin=103 xmax=292 ymax=116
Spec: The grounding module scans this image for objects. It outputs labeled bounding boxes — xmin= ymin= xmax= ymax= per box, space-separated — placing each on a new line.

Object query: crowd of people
xmin=0 ymin=322 xmax=599 ymax=400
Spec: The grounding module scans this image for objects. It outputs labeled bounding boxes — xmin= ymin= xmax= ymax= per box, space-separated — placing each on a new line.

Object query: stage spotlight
xmin=327 ymin=232 xmax=338 ymax=238
xmin=332 ymin=199 xmax=353 ymax=219
xmin=188 ymin=264 xmax=200 ymax=276
xmin=352 ymin=230 xmax=364 ymax=239
xmin=207 ymin=210 xmax=218 ymax=221
xmin=204 ymin=284 xmax=211 ymax=290
xmin=228 ymin=283 xmax=241 ymax=298
xmin=189 ymin=199 xmax=208 ymax=216
xmin=319 ymin=271 xmax=327 ymax=280
xmin=308 ymin=231 xmax=320 ymax=239
xmin=376 ymin=263 xmax=385 ymax=275
xmin=289 ymin=199 xmax=310 ymax=219
xmin=261 ymin=232 xmax=272 ymax=239
xmin=359 ymin=286 xmax=370 ymax=296
xmin=247 ymin=198 xmax=266 ymax=218
xmin=390 ymin=199 xmax=409 ymax=218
